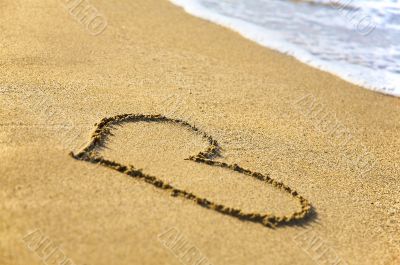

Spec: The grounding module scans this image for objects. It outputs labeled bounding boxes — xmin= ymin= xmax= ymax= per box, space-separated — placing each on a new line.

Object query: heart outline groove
xmin=70 ymin=114 xmax=312 ymax=228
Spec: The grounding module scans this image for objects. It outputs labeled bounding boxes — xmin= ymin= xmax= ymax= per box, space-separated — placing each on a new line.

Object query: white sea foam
xmin=170 ymin=0 xmax=400 ymax=97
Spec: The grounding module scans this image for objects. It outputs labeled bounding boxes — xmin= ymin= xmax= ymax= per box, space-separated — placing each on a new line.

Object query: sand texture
xmin=1 ymin=0 xmax=399 ymax=265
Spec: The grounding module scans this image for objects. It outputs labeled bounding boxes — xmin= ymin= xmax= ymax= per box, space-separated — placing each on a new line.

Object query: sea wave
xmin=170 ymin=0 xmax=400 ymax=97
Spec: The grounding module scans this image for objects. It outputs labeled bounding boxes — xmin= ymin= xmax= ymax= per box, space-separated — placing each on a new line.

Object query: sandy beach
xmin=1 ymin=0 xmax=399 ymax=264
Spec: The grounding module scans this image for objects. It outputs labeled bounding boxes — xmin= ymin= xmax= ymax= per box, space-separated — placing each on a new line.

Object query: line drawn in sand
xmin=70 ymin=114 xmax=313 ymax=228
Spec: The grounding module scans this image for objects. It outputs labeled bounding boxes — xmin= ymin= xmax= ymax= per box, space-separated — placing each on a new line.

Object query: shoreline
xmin=170 ymin=0 xmax=400 ymax=97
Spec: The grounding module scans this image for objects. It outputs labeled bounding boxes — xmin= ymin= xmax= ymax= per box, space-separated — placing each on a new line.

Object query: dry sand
xmin=1 ymin=0 xmax=399 ymax=264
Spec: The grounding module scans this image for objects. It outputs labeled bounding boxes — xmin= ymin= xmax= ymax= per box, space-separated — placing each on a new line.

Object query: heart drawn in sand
xmin=70 ymin=114 xmax=312 ymax=228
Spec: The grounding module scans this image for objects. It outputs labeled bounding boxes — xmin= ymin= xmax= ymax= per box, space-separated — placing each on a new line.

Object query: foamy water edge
xmin=170 ymin=0 xmax=400 ymax=97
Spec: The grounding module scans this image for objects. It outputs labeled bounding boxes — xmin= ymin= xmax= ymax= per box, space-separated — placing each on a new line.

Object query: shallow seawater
xmin=171 ymin=0 xmax=400 ymax=97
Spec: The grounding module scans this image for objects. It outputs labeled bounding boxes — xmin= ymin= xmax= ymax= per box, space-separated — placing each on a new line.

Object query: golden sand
xmin=1 ymin=0 xmax=399 ymax=264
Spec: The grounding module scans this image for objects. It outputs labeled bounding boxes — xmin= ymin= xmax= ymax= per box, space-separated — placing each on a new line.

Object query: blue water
xmin=171 ymin=0 xmax=400 ymax=97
